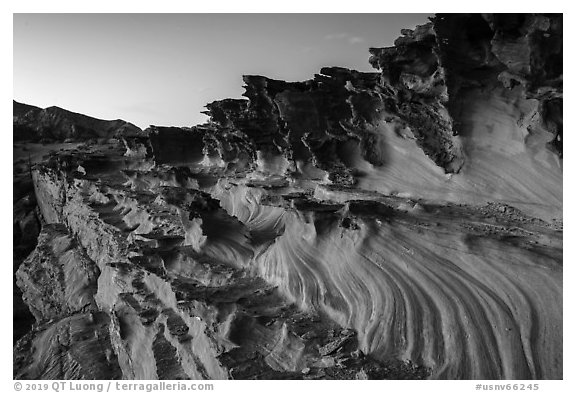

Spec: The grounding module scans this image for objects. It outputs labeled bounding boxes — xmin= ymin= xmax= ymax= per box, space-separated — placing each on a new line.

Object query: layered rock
xmin=17 ymin=144 xmax=429 ymax=379
xmin=433 ymin=13 xmax=562 ymax=158
xmin=14 ymin=223 xmax=121 ymax=379
xmin=369 ymin=23 xmax=464 ymax=173
xmin=16 ymin=224 xmax=100 ymax=321
xmin=14 ymin=311 xmax=122 ymax=380
xmin=14 ymin=13 xmax=562 ymax=380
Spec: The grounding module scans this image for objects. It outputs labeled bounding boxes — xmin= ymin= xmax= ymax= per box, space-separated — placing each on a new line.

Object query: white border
xmin=3 ymin=2 xmax=572 ymax=392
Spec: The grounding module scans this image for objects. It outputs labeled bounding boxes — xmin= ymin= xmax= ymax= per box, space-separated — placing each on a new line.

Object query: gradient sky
xmin=14 ymin=14 xmax=431 ymax=129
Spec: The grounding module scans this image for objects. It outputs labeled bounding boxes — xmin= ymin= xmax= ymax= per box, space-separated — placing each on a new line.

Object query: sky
xmin=13 ymin=14 xmax=431 ymax=129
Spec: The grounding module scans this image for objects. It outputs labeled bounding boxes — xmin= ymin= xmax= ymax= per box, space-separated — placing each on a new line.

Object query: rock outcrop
xmin=14 ymin=13 xmax=562 ymax=380
xmin=433 ymin=13 xmax=563 ymax=158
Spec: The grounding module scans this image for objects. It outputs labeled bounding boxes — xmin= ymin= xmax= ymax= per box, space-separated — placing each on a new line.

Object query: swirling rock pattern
xmin=13 ymin=13 xmax=562 ymax=380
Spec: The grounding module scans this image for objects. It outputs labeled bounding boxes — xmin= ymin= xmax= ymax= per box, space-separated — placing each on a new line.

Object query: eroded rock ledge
xmin=14 ymin=13 xmax=562 ymax=380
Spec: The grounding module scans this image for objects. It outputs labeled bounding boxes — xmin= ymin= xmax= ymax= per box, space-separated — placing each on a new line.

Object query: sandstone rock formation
xmin=13 ymin=14 xmax=562 ymax=380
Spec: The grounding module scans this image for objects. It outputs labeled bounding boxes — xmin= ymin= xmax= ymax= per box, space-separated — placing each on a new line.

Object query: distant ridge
xmin=13 ymin=100 xmax=143 ymax=142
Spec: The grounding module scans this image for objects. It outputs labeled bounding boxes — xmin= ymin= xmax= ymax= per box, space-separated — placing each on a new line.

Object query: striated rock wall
xmin=17 ymin=146 xmax=428 ymax=380
xmin=14 ymin=13 xmax=562 ymax=380
xmin=16 ymin=224 xmax=100 ymax=321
